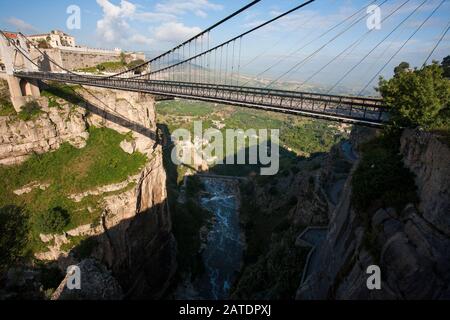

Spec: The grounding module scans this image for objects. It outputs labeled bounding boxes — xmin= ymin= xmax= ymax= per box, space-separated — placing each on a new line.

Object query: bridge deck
xmin=15 ymin=71 xmax=388 ymax=127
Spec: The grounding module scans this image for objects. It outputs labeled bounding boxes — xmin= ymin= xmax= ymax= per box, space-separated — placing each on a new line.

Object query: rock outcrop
xmin=296 ymin=128 xmax=450 ymax=300
xmin=81 ymin=87 xmax=157 ymax=157
xmin=0 ymin=100 xmax=89 ymax=165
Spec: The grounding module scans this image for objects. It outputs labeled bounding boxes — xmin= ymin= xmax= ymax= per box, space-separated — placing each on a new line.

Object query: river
xmin=176 ymin=178 xmax=244 ymax=300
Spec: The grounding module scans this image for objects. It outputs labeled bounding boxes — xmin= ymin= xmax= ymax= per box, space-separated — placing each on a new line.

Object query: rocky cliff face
xmin=1 ymin=87 xmax=176 ymax=299
xmin=0 ymin=98 xmax=89 ymax=165
xmin=297 ymin=128 xmax=450 ymax=300
xmin=49 ymin=148 xmax=177 ymax=299
xmin=60 ymin=88 xmax=176 ymax=299
xmin=80 ymin=86 xmax=157 ymax=157
xmin=51 ymin=259 xmax=123 ymax=300
xmin=90 ymin=148 xmax=177 ymax=298
xmin=400 ymin=129 xmax=450 ymax=236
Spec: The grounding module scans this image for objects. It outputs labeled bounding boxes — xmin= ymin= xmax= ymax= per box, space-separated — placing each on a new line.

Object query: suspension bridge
xmin=1 ymin=0 xmax=449 ymax=127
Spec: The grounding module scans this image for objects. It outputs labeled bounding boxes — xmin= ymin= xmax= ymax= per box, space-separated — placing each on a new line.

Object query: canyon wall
xmin=61 ymin=88 xmax=176 ymax=299
xmin=0 ymin=86 xmax=176 ymax=299
xmin=297 ymin=128 xmax=450 ymax=299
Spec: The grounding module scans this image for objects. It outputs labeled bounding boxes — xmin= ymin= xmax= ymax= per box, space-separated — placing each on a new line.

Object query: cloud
xmin=96 ymin=0 xmax=153 ymax=47
xmin=95 ymin=0 xmax=210 ymax=49
xmin=155 ymin=0 xmax=223 ymax=18
xmin=6 ymin=17 xmax=38 ymax=32
xmin=153 ymin=22 xmax=202 ymax=42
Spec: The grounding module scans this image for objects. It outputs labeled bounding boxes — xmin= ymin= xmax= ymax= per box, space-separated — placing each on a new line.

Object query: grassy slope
xmin=0 ymin=127 xmax=147 ymax=255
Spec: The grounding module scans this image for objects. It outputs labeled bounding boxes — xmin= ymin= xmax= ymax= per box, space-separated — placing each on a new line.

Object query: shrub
xmin=18 ymin=100 xmax=42 ymax=121
xmin=268 ymin=186 xmax=278 ymax=196
xmin=127 ymin=59 xmax=146 ymax=74
xmin=351 ymin=132 xmax=418 ymax=213
xmin=34 ymin=207 xmax=70 ymax=234
xmin=0 ymin=206 xmax=29 ymax=270
xmin=0 ymin=98 xmax=16 ymax=116
xmin=37 ymin=39 xmax=50 ymax=49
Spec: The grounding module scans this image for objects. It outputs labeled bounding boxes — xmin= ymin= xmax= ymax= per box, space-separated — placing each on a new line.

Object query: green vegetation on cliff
xmin=231 ymin=180 xmax=308 ymax=299
xmin=0 ymin=206 xmax=29 ymax=270
xmin=0 ymin=127 xmax=147 ymax=262
xmin=0 ymin=79 xmax=15 ymax=117
xmin=352 ymin=132 xmax=418 ymax=214
xmin=76 ymin=59 xmax=146 ymax=74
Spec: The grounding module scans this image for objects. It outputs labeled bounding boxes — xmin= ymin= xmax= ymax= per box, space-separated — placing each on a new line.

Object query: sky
xmin=1 ymin=0 xmax=449 ymax=93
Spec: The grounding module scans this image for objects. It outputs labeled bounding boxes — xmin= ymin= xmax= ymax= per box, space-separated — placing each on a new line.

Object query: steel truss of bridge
xmin=15 ymin=71 xmax=388 ymax=127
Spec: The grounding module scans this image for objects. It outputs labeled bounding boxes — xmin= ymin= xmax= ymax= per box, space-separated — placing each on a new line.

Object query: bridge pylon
xmin=0 ymin=31 xmax=40 ymax=112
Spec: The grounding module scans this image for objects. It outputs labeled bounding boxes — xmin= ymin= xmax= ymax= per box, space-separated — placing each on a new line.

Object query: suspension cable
xmin=423 ymin=19 xmax=450 ymax=66
xmin=129 ymin=0 xmax=317 ymax=81
xmin=265 ymin=0 xmax=387 ymax=89
xmin=296 ymin=0 xmax=411 ymax=90
xmin=359 ymin=0 xmax=448 ymax=95
xmin=240 ymin=0 xmax=379 ymax=88
xmin=327 ymin=0 xmax=430 ymax=93
xmin=102 ymin=0 xmax=262 ymax=79
xmin=0 ymin=30 xmax=41 ymax=69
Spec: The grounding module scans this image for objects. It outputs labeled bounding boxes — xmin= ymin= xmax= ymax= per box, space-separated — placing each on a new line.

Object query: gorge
xmin=1 ymin=80 xmax=449 ymax=300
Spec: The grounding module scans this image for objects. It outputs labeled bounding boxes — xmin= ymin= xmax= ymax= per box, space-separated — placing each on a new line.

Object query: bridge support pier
xmin=0 ymin=31 xmax=41 ymax=112
xmin=5 ymin=75 xmax=40 ymax=112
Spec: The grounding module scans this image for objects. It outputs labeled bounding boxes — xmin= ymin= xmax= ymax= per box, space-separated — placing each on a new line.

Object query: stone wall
xmin=30 ymin=47 xmax=144 ymax=71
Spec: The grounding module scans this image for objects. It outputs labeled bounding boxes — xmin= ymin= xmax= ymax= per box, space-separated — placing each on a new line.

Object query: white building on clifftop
xmin=28 ymin=30 xmax=75 ymax=48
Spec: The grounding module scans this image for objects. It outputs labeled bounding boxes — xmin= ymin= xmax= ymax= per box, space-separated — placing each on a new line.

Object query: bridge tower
xmin=0 ymin=32 xmax=40 ymax=112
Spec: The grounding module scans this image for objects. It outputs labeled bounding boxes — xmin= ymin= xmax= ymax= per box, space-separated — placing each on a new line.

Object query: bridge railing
xmin=15 ymin=71 xmax=388 ymax=126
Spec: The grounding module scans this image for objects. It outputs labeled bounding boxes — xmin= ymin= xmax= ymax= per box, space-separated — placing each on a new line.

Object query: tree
xmin=37 ymin=39 xmax=50 ymax=49
xmin=442 ymin=55 xmax=450 ymax=79
xmin=127 ymin=59 xmax=146 ymax=74
xmin=378 ymin=62 xmax=450 ymax=128
xmin=0 ymin=206 xmax=29 ymax=270
xmin=394 ymin=62 xmax=410 ymax=76
xmin=18 ymin=100 xmax=42 ymax=121
xmin=34 ymin=207 xmax=70 ymax=234
xmin=120 ymin=52 xmax=127 ymax=65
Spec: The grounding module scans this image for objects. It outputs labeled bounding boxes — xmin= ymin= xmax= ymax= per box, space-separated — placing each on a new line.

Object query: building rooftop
xmin=3 ymin=31 xmax=19 ymax=39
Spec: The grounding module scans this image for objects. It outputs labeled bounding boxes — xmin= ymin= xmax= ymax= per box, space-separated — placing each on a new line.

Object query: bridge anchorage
xmin=16 ymin=0 xmax=450 ymax=127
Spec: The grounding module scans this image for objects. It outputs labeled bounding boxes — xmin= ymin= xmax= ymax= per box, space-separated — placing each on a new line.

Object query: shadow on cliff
xmin=41 ymin=83 xmax=159 ymax=142
xmin=54 ymin=200 xmax=176 ymax=300
xmin=157 ymin=123 xmax=317 ymax=299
